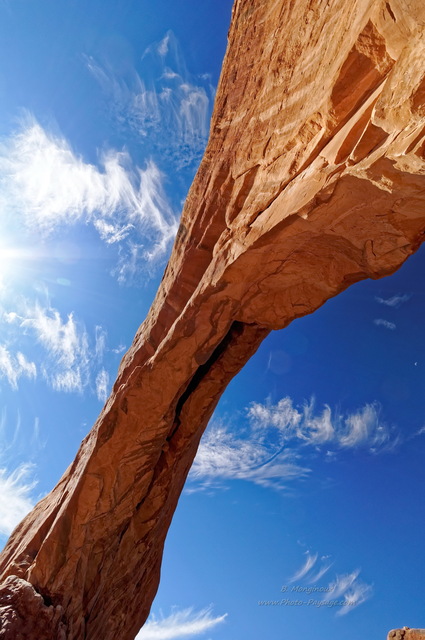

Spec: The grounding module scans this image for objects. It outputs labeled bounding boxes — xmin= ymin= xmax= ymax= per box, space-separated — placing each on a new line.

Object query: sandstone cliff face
xmin=1 ymin=1 xmax=425 ymax=639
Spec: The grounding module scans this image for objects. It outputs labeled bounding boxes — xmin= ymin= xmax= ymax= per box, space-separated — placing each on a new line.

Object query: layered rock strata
xmin=1 ymin=0 xmax=425 ymax=638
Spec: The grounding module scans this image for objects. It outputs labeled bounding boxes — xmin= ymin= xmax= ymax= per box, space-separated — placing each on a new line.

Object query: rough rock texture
xmin=1 ymin=0 xmax=425 ymax=638
xmin=0 ymin=576 xmax=66 ymax=640
xmin=388 ymin=630 xmax=425 ymax=640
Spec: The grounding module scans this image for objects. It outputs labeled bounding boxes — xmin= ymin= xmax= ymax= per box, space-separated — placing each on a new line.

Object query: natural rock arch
xmin=1 ymin=0 xmax=425 ymax=638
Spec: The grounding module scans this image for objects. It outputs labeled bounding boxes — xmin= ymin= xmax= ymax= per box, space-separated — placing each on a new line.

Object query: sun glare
xmin=0 ymin=237 xmax=39 ymax=287
xmin=0 ymin=243 xmax=23 ymax=269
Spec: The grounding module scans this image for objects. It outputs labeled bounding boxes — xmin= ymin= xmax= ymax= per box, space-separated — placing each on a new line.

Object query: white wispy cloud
xmin=307 ymin=560 xmax=334 ymax=584
xmin=413 ymin=425 xmax=425 ymax=438
xmin=0 ymin=412 xmax=41 ymax=538
xmin=337 ymin=405 xmax=391 ymax=449
xmin=93 ymin=219 xmax=134 ymax=244
xmin=323 ymin=570 xmax=361 ymax=600
xmin=0 ymin=345 xmax=37 ymax=389
xmin=189 ymin=398 xmax=398 ymax=491
xmin=289 ymin=551 xmax=333 ymax=585
xmin=375 ymin=294 xmax=410 ymax=307
xmin=0 ymin=463 xmax=36 ymax=537
xmin=0 ymin=411 xmax=43 ymax=459
xmin=0 ymin=117 xmax=177 ymax=272
xmin=323 ymin=570 xmax=373 ymax=616
xmin=96 ymin=368 xmax=109 ymax=403
xmin=248 ymin=396 xmax=301 ymax=439
xmin=248 ymin=397 xmax=397 ymax=452
xmin=3 ymin=300 xmax=108 ymax=395
xmin=136 ymin=606 xmax=227 ymax=640
xmin=156 ymin=33 xmax=171 ymax=57
xmin=289 ymin=552 xmax=319 ymax=582
xmin=189 ymin=422 xmax=310 ymax=491
xmin=112 ymin=343 xmax=126 ymax=355
xmin=19 ymin=302 xmax=90 ymax=393
xmin=289 ymin=553 xmax=373 ymax=615
xmin=95 ymin=326 xmax=107 ymax=360
xmin=336 ymin=578 xmax=374 ymax=616
xmin=374 ymin=319 xmax=396 ymax=330
xmin=85 ymin=31 xmax=213 ymax=170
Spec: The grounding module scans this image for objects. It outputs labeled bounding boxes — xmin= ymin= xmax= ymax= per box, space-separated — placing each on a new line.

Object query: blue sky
xmin=0 ymin=2 xmax=424 ymax=639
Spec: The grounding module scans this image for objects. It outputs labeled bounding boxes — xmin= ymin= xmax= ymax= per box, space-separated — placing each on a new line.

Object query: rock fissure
xmin=167 ymin=320 xmax=247 ymax=442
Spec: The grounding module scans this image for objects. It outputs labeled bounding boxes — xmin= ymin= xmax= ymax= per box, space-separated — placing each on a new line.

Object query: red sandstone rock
xmin=1 ymin=0 xmax=425 ymax=638
xmin=388 ymin=630 xmax=425 ymax=640
xmin=0 ymin=576 xmax=66 ymax=640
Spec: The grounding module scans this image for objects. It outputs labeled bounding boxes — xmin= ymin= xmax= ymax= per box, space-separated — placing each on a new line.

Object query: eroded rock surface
xmin=0 ymin=576 xmax=66 ymax=640
xmin=388 ymin=630 xmax=425 ymax=640
xmin=1 ymin=0 xmax=425 ymax=638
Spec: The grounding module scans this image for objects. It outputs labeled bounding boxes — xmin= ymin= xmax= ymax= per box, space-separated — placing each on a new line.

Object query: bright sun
xmin=0 ymin=236 xmax=37 ymax=288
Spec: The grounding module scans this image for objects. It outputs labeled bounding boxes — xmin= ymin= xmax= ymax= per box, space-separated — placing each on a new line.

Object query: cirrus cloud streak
xmin=189 ymin=397 xmax=399 ymax=491
xmin=0 ymin=117 xmax=177 ymax=271
xmin=136 ymin=606 xmax=227 ymax=640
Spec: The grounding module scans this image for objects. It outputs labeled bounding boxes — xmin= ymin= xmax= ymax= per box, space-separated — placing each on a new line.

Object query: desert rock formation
xmin=388 ymin=630 xmax=425 ymax=640
xmin=1 ymin=0 xmax=425 ymax=638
